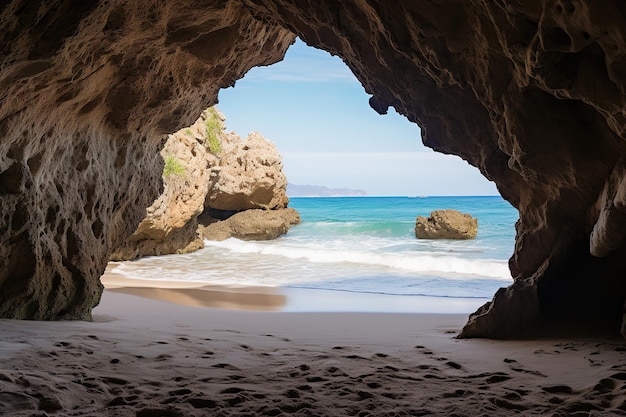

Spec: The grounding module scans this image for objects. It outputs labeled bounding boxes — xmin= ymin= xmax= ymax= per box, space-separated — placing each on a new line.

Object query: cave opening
xmin=3 ymin=1 xmax=626 ymax=341
xmin=107 ymin=38 xmax=519 ymax=316
xmin=217 ymin=38 xmax=498 ymax=198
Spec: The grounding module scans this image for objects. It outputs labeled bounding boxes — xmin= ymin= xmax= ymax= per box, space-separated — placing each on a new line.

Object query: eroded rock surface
xmin=110 ymin=109 xmax=219 ymax=261
xmin=0 ymin=1 xmax=293 ymax=319
xmin=206 ymin=131 xmax=289 ymax=211
xmin=415 ymin=210 xmax=478 ymax=240
xmin=111 ymin=107 xmax=298 ymax=260
xmin=199 ymin=208 xmax=301 ymax=241
xmin=3 ymin=1 xmax=626 ymax=337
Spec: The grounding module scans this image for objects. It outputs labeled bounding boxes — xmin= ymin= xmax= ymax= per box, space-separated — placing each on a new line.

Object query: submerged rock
xmin=415 ymin=210 xmax=478 ymax=240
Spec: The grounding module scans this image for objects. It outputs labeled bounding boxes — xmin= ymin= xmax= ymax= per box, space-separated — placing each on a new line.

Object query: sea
xmin=111 ymin=196 xmax=518 ymax=314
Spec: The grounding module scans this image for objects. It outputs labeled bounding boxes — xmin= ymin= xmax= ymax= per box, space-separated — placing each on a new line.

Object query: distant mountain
xmin=287 ymin=184 xmax=368 ymax=197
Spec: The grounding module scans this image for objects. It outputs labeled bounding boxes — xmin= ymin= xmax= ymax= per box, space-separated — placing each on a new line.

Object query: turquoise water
xmin=113 ymin=196 xmax=518 ymax=310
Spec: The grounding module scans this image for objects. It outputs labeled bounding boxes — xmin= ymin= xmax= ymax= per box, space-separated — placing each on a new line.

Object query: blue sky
xmin=217 ymin=38 xmax=499 ymax=196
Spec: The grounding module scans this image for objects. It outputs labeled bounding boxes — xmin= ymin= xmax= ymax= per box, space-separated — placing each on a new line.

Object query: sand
xmin=2 ymin=273 xmax=626 ymax=416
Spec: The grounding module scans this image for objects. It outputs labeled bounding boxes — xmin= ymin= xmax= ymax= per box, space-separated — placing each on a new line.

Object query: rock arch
xmin=2 ymin=1 xmax=626 ymax=337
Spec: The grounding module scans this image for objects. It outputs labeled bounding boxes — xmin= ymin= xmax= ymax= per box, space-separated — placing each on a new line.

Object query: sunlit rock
xmin=199 ymin=208 xmax=301 ymax=241
xmin=110 ymin=110 xmax=219 ymax=261
xmin=415 ymin=210 xmax=478 ymax=240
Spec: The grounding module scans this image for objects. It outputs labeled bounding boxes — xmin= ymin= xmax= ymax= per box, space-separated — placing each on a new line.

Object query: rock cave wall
xmin=0 ymin=1 xmax=294 ymax=319
xmin=2 ymin=0 xmax=626 ymax=337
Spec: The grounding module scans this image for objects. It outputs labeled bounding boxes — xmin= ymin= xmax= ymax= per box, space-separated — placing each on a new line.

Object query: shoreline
xmin=102 ymin=267 xmax=490 ymax=315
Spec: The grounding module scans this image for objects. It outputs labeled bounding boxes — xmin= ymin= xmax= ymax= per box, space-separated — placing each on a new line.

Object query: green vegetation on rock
xmin=204 ymin=107 xmax=222 ymax=155
xmin=163 ymin=155 xmax=185 ymax=177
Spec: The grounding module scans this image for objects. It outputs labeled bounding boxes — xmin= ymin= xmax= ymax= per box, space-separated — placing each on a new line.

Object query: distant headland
xmin=287 ymin=184 xmax=368 ymax=197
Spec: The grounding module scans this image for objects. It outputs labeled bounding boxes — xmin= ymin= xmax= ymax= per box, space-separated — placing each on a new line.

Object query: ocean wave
xmin=297 ymin=220 xmax=415 ymax=236
xmin=203 ymin=238 xmax=511 ymax=280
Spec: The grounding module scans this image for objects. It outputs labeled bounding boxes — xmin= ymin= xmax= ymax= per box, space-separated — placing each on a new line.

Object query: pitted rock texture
xmin=206 ymin=131 xmax=289 ymax=211
xmin=111 ymin=107 xmax=297 ymax=260
xmin=110 ymin=110 xmax=219 ymax=261
xmin=3 ymin=1 xmax=626 ymax=337
xmin=199 ymin=208 xmax=301 ymax=241
xmin=415 ymin=210 xmax=478 ymax=240
xmin=0 ymin=1 xmax=293 ymax=319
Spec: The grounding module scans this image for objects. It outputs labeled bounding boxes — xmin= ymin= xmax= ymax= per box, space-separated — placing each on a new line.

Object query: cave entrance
xmin=218 ymin=38 xmax=496 ymax=198
xmin=208 ymin=39 xmax=515 ymax=313
xmin=108 ymin=39 xmax=518 ymax=315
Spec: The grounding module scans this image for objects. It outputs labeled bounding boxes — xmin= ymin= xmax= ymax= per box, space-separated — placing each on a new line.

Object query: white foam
xmin=203 ymin=238 xmax=511 ymax=280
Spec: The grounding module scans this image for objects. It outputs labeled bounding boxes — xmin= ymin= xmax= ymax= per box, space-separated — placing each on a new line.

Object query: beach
xmin=2 ymin=272 xmax=626 ymax=416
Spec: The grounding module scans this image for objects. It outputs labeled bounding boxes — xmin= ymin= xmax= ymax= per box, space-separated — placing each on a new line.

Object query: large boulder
xmin=199 ymin=127 xmax=297 ymax=241
xmin=415 ymin=210 xmax=478 ymax=240
xmin=206 ymin=131 xmax=289 ymax=211
xmin=199 ymin=208 xmax=301 ymax=241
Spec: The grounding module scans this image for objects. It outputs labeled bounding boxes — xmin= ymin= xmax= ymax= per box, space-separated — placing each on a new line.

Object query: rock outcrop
xmin=415 ymin=210 xmax=478 ymax=240
xmin=110 ymin=109 xmax=219 ymax=261
xmin=3 ymin=1 xmax=626 ymax=338
xmin=206 ymin=131 xmax=289 ymax=211
xmin=200 ymin=121 xmax=297 ymax=241
xmin=199 ymin=208 xmax=301 ymax=241
xmin=111 ymin=107 xmax=298 ymax=260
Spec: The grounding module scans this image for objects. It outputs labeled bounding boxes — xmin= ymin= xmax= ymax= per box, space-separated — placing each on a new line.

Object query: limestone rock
xmin=110 ymin=110 xmax=220 ymax=260
xmin=199 ymin=208 xmax=301 ymax=241
xmin=111 ymin=107 xmax=297 ymax=260
xmin=206 ymin=131 xmax=289 ymax=211
xmin=415 ymin=210 xmax=478 ymax=240
xmin=0 ymin=1 xmax=293 ymax=319
xmin=4 ymin=0 xmax=626 ymax=338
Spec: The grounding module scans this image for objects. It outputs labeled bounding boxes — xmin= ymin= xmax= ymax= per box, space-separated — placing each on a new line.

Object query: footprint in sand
xmin=186 ymin=398 xmax=218 ymax=409
xmin=445 ymin=361 xmax=463 ymax=370
xmin=593 ymin=377 xmax=618 ymax=394
xmin=541 ymin=385 xmax=575 ymax=394
xmin=442 ymin=389 xmax=473 ymax=398
xmin=211 ymin=363 xmax=241 ymax=371
xmin=485 ymin=373 xmax=512 ymax=384
xmin=155 ymin=354 xmax=173 ymax=362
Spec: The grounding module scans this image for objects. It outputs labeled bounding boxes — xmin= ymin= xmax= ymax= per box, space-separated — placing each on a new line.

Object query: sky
xmin=217 ymin=38 xmax=499 ymax=196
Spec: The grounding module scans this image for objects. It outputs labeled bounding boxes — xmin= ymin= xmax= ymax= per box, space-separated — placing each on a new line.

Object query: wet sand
xmin=1 ymin=272 xmax=626 ymax=415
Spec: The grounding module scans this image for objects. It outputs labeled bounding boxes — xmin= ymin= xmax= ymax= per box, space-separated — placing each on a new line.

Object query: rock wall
xmin=3 ymin=1 xmax=626 ymax=337
xmin=0 ymin=1 xmax=294 ymax=319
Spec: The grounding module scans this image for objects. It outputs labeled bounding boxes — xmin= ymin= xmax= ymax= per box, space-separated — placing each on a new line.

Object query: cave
xmin=1 ymin=1 xmax=626 ymax=338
